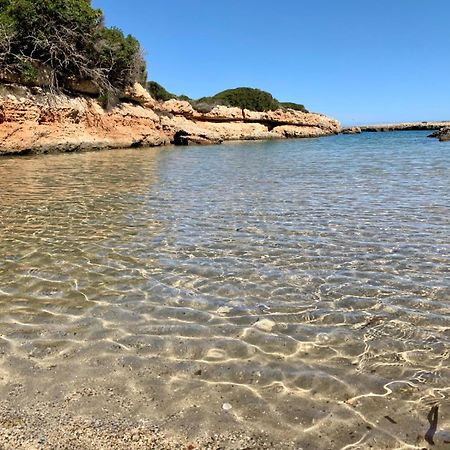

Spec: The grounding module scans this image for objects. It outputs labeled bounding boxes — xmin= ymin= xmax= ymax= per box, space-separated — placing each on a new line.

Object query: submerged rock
xmin=217 ymin=306 xmax=233 ymax=315
xmin=253 ymin=318 xmax=276 ymax=332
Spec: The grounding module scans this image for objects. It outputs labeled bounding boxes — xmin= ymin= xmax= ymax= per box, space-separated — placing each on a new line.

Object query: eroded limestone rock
xmin=0 ymin=83 xmax=341 ymax=156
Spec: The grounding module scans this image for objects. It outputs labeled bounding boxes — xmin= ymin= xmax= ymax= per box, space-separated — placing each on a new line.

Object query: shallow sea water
xmin=0 ymin=131 xmax=449 ymax=449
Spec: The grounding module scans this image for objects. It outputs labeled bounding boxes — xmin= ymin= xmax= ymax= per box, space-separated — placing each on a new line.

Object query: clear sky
xmin=92 ymin=0 xmax=449 ymax=125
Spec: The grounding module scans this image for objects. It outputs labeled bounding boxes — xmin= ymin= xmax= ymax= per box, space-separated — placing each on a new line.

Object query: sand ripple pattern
xmin=0 ymin=132 xmax=449 ymax=449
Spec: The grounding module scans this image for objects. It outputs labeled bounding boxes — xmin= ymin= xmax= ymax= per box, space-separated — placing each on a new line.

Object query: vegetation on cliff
xmin=279 ymin=102 xmax=308 ymax=112
xmin=197 ymin=88 xmax=280 ymax=112
xmin=0 ymin=0 xmax=146 ymax=94
xmin=147 ymin=83 xmax=309 ymax=113
xmin=0 ymin=0 xmax=308 ymax=113
xmin=146 ymin=81 xmax=194 ymax=103
xmin=195 ymin=88 xmax=309 ymax=113
xmin=146 ymin=81 xmax=178 ymax=102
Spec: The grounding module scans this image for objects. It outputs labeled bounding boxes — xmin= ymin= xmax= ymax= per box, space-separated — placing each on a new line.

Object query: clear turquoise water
xmin=0 ymin=131 xmax=449 ymax=448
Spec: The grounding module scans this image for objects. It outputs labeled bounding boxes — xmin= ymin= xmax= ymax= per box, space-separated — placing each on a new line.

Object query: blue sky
xmin=92 ymin=0 xmax=449 ymax=125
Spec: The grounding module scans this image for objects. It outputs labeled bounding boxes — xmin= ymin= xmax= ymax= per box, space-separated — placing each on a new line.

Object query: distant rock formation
xmin=0 ymin=83 xmax=341 ymax=156
xmin=341 ymin=126 xmax=361 ymax=134
xmin=356 ymin=122 xmax=450 ymax=132
xmin=428 ymin=127 xmax=450 ymax=141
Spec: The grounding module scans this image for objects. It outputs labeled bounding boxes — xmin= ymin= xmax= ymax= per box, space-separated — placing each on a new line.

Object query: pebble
xmin=257 ymin=303 xmax=271 ymax=312
xmin=253 ymin=319 xmax=276 ymax=332
xmin=222 ymin=403 xmax=232 ymax=411
xmin=217 ymin=306 xmax=232 ymax=315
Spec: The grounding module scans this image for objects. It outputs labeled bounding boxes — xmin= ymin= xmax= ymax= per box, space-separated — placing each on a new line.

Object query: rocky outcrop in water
xmin=428 ymin=127 xmax=450 ymax=141
xmin=0 ymin=83 xmax=341 ymax=156
xmin=341 ymin=126 xmax=362 ymax=134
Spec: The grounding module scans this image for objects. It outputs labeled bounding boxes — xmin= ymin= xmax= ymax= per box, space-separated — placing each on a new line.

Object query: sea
xmin=0 ymin=131 xmax=449 ymax=449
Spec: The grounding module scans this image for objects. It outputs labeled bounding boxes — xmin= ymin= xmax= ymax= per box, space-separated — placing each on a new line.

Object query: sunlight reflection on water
xmin=0 ymin=132 xmax=449 ymax=448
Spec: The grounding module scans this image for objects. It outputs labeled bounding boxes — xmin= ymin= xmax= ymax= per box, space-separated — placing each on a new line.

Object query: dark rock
xmin=173 ymin=130 xmax=222 ymax=146
xmin=173 ymin=131 xmax=189 ymax=146
xmin=428 ymin=127 xmax=450 ymax=141
xmin=439 ymin=131 xmax=450 ymax=141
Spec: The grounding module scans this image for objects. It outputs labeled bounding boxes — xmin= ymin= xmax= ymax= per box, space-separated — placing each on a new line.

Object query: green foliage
xmin=198 ymin=87 xmax=280 ymax=112
xmin=17 ymin=60 xmax=38 ymax=83
xmin=192 ymin=87 xmax=309 ymax=113
xmin=146 ymin=81 xmax=177 ymax=101
xmin=279 ymin=102 xmax=309 ymax=113
xmin=146 ymin=81 xmax=192 ymax=102
xmin=0 ymin=0 xmax=146 ymax=93
xmin=145 ymin=81 xmax=310 ymax=114
xmin=97 ymin=27 xmax=146 ymax=87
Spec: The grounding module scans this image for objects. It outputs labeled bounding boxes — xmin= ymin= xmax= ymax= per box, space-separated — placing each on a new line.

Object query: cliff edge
xmin=0 ymin=83 xmax=341 ymax=156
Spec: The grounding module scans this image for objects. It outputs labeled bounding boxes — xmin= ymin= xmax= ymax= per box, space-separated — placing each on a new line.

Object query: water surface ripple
xmin=0 ymin=132 xmax=449 ymax=448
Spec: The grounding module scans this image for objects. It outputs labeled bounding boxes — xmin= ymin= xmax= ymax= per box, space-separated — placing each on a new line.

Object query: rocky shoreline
xmin=428 ymin=127 xmax=450 ymax=141
xmin=342 ymin=121 xmax=450 ymax=135
xmin=0 ymin=82 xmax=341 ymax=156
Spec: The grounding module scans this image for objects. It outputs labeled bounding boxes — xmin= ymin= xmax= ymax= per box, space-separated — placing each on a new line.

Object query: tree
xmin=0 ymin=0 xmax=146 ymax=94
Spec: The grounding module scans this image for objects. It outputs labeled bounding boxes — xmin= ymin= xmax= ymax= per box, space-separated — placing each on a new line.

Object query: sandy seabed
xmin=0 ymin=403 xmax=292 ymax=450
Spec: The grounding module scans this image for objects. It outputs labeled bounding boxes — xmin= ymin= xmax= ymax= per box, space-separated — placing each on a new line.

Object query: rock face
xmin=0 ymin=84 xmax=168 ymax=156
xmin=0 ymin=83 xmax=341 ymax=156
xmin=428 ymin=127 xmax=450 ymax=141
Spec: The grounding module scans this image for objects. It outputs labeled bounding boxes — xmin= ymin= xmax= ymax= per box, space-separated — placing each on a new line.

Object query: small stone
xmin=222 ymin=403 xmax=232 ymax=411
xmin=217 ymin=306 xmax=232 ymax=315
xmin=253 ymin=319 xmax=276 ymax=332
xmin=257 ymin=304 xmax=271 ymax=312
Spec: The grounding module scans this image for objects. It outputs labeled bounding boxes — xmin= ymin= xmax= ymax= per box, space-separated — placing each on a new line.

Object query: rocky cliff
xmin=0 ymin=83 xmax=341 ymax=156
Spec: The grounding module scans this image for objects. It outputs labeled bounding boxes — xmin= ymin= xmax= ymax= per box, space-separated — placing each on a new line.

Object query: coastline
xmin=0 ymin=82 xmax=341 ymax=157
xmin=342 ymin=121 xmax=450 ymax=135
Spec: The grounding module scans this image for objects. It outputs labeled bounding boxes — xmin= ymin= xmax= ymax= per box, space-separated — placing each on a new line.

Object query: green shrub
xmin=192 ymin=87 xmax=309 ymax=113
xmin=146 ymin=81 xmax=192 ymax=102
xmin=17 ymin=60 xmax=38 ymax=83
xmin=279 ymin=102 xmax=309 ymax=113
xmin=97 ymin=27 xmax=146 ymax=88
xmin=0 ymin=0 xmax=146 ymax=94
xmin=198 ymin=87 xmax=280 ymax=112
xmin=144 ymin=82 xmax=310 ymax=115
xmin=146 ymin=81 xmax=177 ymax=101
